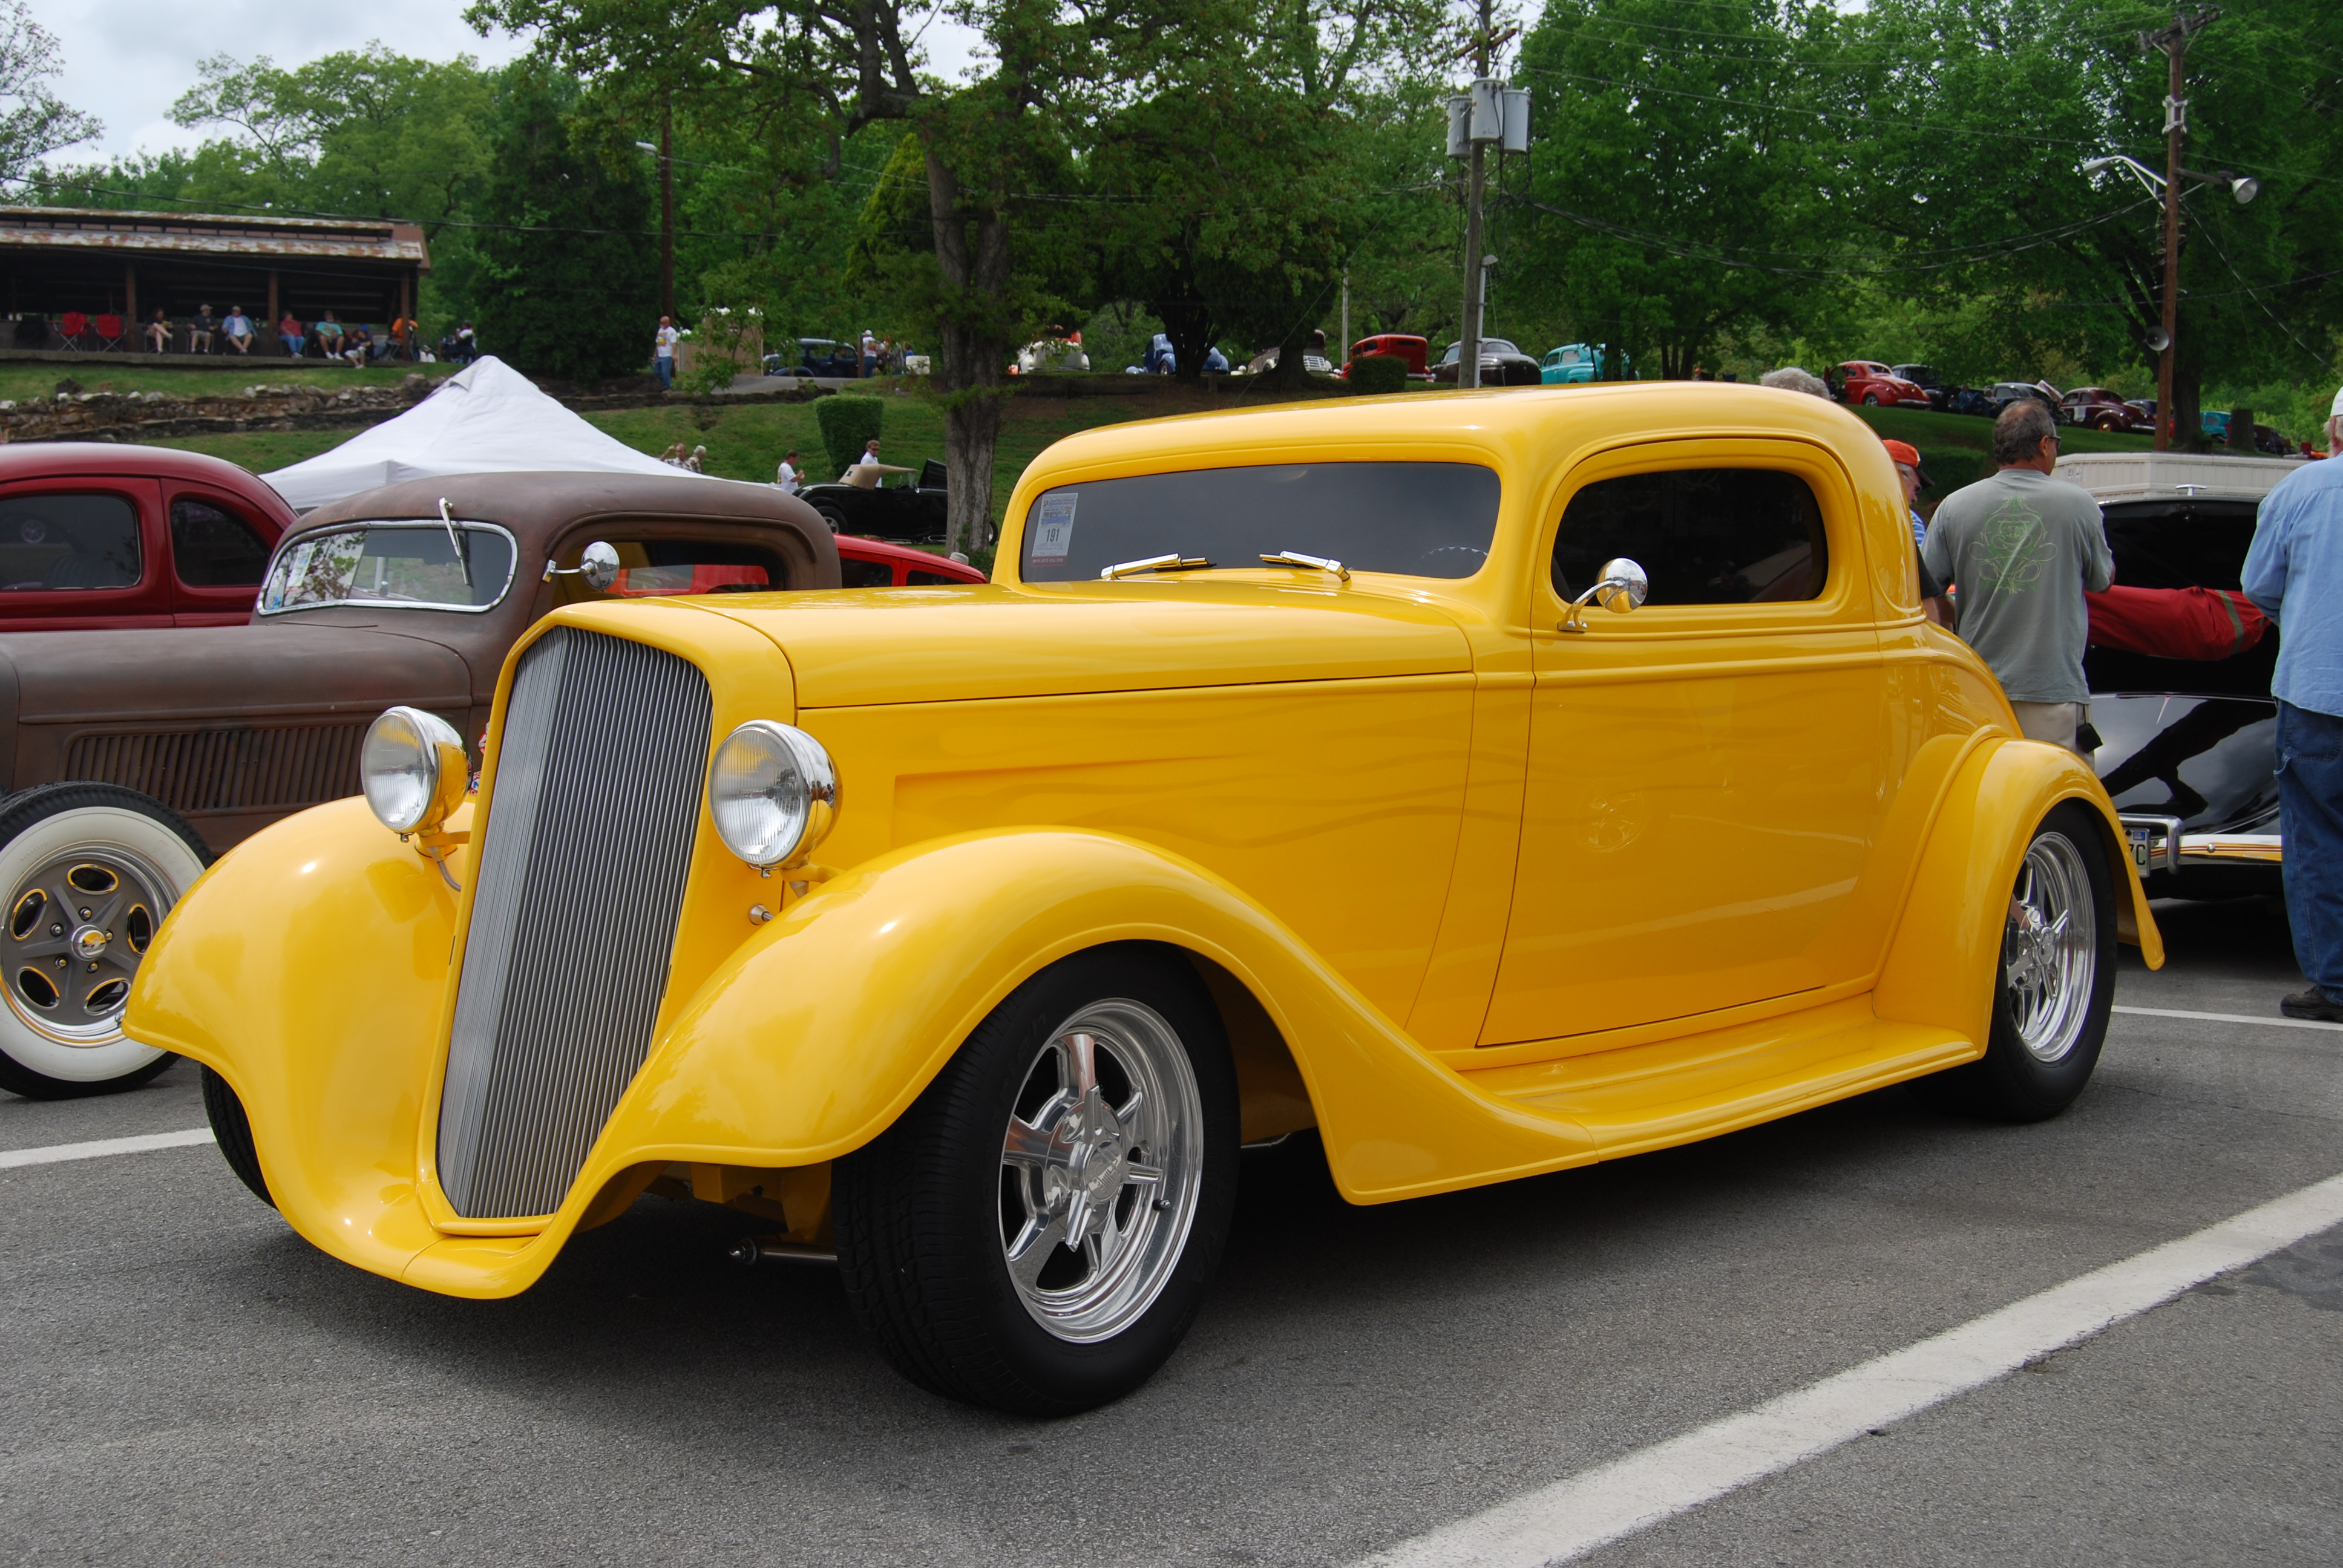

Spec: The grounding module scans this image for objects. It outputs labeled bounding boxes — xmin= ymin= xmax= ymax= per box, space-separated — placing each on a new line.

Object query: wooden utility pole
xmin=659 ymin=96 xmax=677 ymax=322
xmin=2142 ymin=10 xmax=2215 ymax=452
xmin=1458 ymin=0 xmax=1493 ymax=391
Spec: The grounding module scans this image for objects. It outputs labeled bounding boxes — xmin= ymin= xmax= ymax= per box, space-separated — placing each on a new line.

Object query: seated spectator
xmin=142 ymin=309 xmax=171 ymax=354
xmin=277 ymin=312 xmax=305 ymax=358
xmin=387 ymin=315 xmax=418 ymax=361
xmin=313 ymin=312 xmax=346 ymax=358
xmin=339 ymin=324 xmax=373 ymax=366
xmin=456 ymin=322 xmax=476 ymax=363
xmin=188 ymin=304 xmax=218 ymax=353
xmin=223 ymin=305 xmax=254 ymax=354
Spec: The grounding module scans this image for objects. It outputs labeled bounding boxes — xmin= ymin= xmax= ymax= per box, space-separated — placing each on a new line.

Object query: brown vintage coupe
xmin=0 ymin=469 xmax=836 ymax=1099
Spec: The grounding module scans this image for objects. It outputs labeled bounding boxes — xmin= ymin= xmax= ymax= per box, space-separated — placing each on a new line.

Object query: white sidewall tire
xmin=0 ymin=805 xmax=206 ymax=1084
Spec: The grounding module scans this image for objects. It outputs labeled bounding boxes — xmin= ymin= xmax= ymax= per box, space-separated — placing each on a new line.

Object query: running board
xmin=1458 ymin=998 xmax=1976 ymax=1159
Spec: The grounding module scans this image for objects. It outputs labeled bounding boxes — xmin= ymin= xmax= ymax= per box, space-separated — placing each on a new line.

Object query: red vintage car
xmin=1340 ymin=334 xmax=1432 ymax=381
xmin=0 ymin=445 xmax=297 ymax=630
xmin=2060 ymin=387 xmax=2151 ymax=433
xmin=1829 ymin=361 xmax=1933 ymax=410
xmin=834 ymin=535 xmax=988 ymax=587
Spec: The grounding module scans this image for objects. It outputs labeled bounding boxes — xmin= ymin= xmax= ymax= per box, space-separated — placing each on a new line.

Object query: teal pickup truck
xmin=1539 ymin=342 xmax=1627 ymax=384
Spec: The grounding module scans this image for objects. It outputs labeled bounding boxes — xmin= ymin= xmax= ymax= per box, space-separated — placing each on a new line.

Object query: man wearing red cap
xmin=1881 ymin=437 xmax=1953 ymax=628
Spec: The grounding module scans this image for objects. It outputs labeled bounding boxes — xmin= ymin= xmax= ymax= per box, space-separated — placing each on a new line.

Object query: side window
xmin=1553 ymin=468 xmax=1828 ymax=607
xmin=906 ymin=569 xmax=959 ymax=586
xmin=549 ymin=535 xmax=788 ymax=606
xmin=171 ymin=497 xmax=272 ymax=587
xmin=0 ymin=492 xmax=142 ymax=592
xmin=837 ymin=555 xmax=896 ymax=587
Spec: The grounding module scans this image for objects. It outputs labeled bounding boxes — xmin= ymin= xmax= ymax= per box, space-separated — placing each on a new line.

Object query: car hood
xmin=2092 ymin=693 xmax=2276 ymax=833
xmin=0 ymin=622 xmax=472 ymax=729
xmin=697 ymin=581 xmax=1473 ymax=708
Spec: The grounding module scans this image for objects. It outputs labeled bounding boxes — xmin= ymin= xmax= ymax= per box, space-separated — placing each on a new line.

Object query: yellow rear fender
xmin=1873 ymin=734 xmax=2161 ymax=1048
xmin=613 ymin=828 xmax=1602 ymax=1203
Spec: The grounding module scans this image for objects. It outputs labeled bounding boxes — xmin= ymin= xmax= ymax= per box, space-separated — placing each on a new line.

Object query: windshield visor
xmin=259 ymin=521 xmax=517 ymax=613
xmin=1018 ymin=462 xmax=1501 ymax=582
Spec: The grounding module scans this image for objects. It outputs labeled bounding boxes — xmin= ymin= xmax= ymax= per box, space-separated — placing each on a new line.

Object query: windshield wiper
xmin=1260 ymin=549 xmax=1350 ymax=583
xmin=1099 ymin=554 xmax=1213 ymax=580
xmin=436 ymin=497 xmax=472 ymax=588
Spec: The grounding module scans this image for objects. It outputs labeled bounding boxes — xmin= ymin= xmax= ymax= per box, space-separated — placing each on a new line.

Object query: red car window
xmin=837 ymin=555 xmax=898 ymax=587
xmin=170 ymin=497 xmax=272 ymax=587
xmin=609 ymin=562 xmax=772 ymax=596
xmin=906 ymin=569 xmax=961 ymax=586
xmin=0 ymin=492 xmax=142 ymax=592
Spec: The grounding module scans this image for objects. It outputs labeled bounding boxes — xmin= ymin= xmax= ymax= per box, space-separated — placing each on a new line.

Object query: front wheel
xmin=1862 ymin=391 xmax=1883 ymax=406
xmin=1925 ymin=802 xmax=2117 ymax=1121
xmin=0 ymin=785 xmax=209 ymax=1099
xmin=834 ymin=944 xmax=1239 ymax=1415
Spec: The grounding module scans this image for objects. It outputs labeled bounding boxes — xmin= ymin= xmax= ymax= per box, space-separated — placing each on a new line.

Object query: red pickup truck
xmin=0 ymin=446 xmax=296 ymax=630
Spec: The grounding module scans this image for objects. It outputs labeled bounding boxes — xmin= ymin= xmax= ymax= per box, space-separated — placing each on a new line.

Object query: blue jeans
xmin=282 ymin=335 xmax=304 ymax=357
xmin=655 ymin=355 xmax=673 ymax=390
xmin=2277 ymin=699 xmax=2343 ymax=998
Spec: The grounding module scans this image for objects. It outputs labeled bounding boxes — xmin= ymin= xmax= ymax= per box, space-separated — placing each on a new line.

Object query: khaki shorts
xmin=2011 ymin=700 xmax=2092 ymax=759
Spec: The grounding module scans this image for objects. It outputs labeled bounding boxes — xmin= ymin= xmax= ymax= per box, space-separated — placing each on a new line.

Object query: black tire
xmin=813 ymin=506 xmax=847 ymax=535
xmin=834 ymin=942 xmax=1239 ymax=1416
xmin=1862 ymin=392 xmax=1883 ymax=407
xmin=1921 ymin=802 xmax=2117 ymax=1122
xmin=201 ymin=1065 xmax=275 ymax=1207
xmin=0 ymin=783 xmax=209 ymax=1099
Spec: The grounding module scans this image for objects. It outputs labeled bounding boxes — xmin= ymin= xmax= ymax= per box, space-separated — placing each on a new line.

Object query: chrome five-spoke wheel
xmin=1000 ymin=999 xmax=1204 ymax=1343
xmin=834 ymin=943 xmax=1238 ymax=1415
xmin=2002 ymin=830 xmax=2097 ymax=1064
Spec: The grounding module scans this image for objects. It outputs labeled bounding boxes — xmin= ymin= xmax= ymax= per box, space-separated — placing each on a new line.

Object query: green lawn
xmin=124 ymin=377 xmax=2134 ymax=526
xmin=10 ymin=360 xmax=458 ymax=403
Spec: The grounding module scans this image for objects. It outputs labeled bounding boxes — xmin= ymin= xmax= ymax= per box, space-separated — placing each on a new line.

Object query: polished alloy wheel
xmin=2 ymin=847 xmax=172 ymax=1042
xmin=2003 ymin=831 xmax=2097 ymax=1063
xmin=999 ymin=999 xmax=1203 ymax=1344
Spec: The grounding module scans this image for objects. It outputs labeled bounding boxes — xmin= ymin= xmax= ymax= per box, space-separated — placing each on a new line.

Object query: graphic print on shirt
xmin=1976 ymin=496 xmax=2051 ymax=591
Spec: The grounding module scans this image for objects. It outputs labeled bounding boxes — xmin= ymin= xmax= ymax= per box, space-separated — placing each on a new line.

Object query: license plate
xmin=2129 ymin=827 xmax=2152 ymax=872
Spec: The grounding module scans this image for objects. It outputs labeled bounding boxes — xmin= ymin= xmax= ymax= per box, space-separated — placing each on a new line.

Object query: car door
xmin=165 ymin=487 xmax=277 ymax=626
xmin=1480 ymin=439 xmax=1891 ymax=1047
xmin=0 ymin=476 xmax=171 ymax=630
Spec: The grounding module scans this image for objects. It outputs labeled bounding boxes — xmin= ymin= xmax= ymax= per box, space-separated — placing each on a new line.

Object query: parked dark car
xmin=1989 ymin=380 xmax=2062 ymax=415
xmin=1941 ymin=386 xmax=2001 ymax=417
xmin=2057 ymin=451 xmax=2309 ymax=898
xmin=1889 ymin=364 xmax=1951 ymax=410
xmin=1429 ymin=337 xmax=1541 ymax=386
xmin=0 ymin=446 xmax=296 ymax=631
xmin=764 ymin=338 xmax=862 ymax=378
xmin=796 ymin=458 xmax=949 ymax=542
xmin=0 ymin=470 xmax=836 ymax=1101
xmin=2060 ymin=386 xmax=2150 ymax=433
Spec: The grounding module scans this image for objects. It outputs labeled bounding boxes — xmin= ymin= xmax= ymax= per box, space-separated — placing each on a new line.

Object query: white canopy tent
xmin=261 ymin=356 xmax=705 ymax=512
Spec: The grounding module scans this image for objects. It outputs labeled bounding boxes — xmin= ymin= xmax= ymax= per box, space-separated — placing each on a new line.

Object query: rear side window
xmin=837 ymin=555 xmax=896 ymax=587
xmin=906 ymin=569 xmax=960 ymax=586
xmin=546 ymin=536 xmax=789 ymax=607
xmin=171 ymin=497 xmax=271 ymax=587
xmin=1553 ymin=468 xmax=1828 ymax=606
xmin=0 ymin=492 xmax=142 ymax=592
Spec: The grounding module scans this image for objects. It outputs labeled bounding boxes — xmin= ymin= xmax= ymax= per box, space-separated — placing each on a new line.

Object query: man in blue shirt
xmin=2241 ymin=387 xmax=2343 ymax=1019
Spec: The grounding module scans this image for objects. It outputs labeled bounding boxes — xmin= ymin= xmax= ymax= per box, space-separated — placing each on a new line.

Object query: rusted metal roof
xmin=0 ymin=207 xmax=429 ymax=270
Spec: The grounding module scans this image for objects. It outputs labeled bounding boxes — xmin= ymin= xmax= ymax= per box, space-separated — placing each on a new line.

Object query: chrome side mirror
xmin=542 ymin=540 xmax=622 ymax=592
xmin=1560 ymin=555 xmax=1648 ymax=633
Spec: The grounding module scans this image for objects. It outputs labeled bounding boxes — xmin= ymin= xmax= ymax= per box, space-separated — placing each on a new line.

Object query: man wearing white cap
xmin=2241 ymin=386 xmax=2343 ymax=1020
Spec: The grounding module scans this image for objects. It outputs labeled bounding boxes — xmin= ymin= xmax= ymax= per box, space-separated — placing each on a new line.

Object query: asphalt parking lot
xmin=4 ymin=895 xmax=2338 ymax=1567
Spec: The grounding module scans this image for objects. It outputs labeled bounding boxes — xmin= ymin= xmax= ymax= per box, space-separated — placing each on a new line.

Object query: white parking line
xmin=2114 ymin=1004 xmax=2343 ymax=1033
xmin=1355 ymin=1169 xmax=2343 ymax=1568
xmin=0 ymin=1127 xmax=213 ymax=1169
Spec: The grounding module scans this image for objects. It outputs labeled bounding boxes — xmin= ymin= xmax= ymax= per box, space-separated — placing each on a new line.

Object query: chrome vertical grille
xmin=436 ymin=627 xmax=712 ymax=1218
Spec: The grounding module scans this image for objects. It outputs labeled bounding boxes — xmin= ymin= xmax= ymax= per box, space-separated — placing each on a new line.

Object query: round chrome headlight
xmin=708 ymin=720 xmax=838 ymax=869
xmin=362 ymin=705 xmax=467 ymax=835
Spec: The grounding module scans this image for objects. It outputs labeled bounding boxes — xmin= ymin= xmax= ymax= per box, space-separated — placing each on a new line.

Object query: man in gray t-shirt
xmin=1922 ymin=399 xmax=2114 ymax=755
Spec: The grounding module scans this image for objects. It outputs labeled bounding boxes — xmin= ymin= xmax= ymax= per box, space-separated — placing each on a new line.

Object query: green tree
xmin=470 ymin=65 xmax=661 ymax=381
xmin=0 ymin=0 xmax=100 ymax=181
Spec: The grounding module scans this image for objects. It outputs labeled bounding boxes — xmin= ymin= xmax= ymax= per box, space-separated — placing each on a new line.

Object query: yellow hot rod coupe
xmin=128 ymin=383 xmax=2160 ymax=1415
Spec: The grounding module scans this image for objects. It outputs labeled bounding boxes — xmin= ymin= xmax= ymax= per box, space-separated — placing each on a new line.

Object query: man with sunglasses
xmin=1923 ymin=398 xmax=2114 ymax=756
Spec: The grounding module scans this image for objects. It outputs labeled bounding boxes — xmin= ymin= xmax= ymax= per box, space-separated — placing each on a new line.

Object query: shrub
xmin=814 ymin=395 xmax=884 ymax=480
xmin=1346 ymin=354 xmax=1411 ymax=395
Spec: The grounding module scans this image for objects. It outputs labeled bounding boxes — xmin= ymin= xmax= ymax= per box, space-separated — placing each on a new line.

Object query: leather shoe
xmin=2279 ymin=988 xmax=2343 ymax=1022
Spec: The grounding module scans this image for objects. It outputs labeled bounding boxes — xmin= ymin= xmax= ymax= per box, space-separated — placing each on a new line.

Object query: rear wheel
xmin=834 ymin=944 xmax=1239 ymax=1415
xmin=0 ymin=785 xmax=208 ymax=1100
xmin=1862 ymin=391 xmax=1883 ymax=406
xmin=1924 ymin=803 xmax=2117 ymax=1120
xmin=813 ymin=505 xmax=847 ymax=535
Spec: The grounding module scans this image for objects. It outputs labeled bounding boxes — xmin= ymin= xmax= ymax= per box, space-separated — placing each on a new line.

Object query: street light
xmin=2080 ymin=153 xmax=2258 ymax=203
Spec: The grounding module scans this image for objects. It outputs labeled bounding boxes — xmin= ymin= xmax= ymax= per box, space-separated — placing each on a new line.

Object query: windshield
xmin=1019 ymin=462 xmax=1501 ymax=582
xmin=258 ymin=521 xmax=517 ymax=614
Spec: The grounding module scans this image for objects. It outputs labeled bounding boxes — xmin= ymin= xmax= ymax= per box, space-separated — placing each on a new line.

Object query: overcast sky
xmin=45 ymin=0 xmax=992 ymax=166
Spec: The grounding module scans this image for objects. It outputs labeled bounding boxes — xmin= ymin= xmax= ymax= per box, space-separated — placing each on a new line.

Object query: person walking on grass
xmin=1922 ymin=399 xmax=2112 ymax=757
xmin=2243 ymin=387 xmax=2343 ymax=1022
xmin=654 ymin=315 xmax=680 ymax=391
